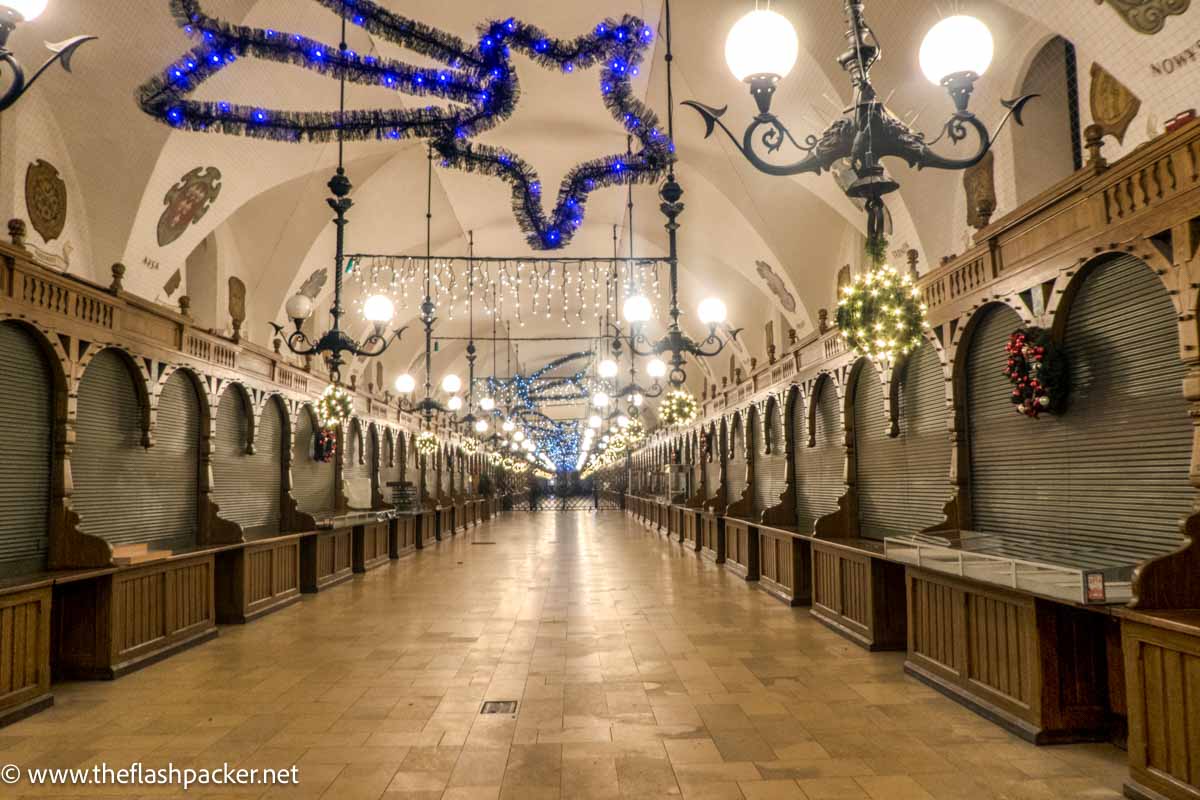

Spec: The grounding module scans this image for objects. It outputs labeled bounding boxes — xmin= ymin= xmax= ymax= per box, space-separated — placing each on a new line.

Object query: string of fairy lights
xmin=347 ymin=256 xmax=667 ymax=327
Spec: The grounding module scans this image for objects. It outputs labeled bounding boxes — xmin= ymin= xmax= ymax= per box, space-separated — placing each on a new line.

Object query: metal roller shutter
xmin=901 ymin=342 xmax=953 ymax=531
xmin=725 ymin=421 xmax=748 ymax=506
xmin=969 ymin=258 xmax=1191 ymax=563
xmin=292 ymin=407 xmax=334 ymax=513
xmin=796 ymin=378 xmax=844 ymax=527
xmin=344 ymin=420 xmax=367 ymax=484
xmin=704 ymin=431 xmax=720 ymax=499
xmin=0 ymin=323 xmax=52 ymax=573
xmin=75 ymin=350 xmax=198 ymax=548
xmin=854 ymin=363 xmax=908 ymax=539
xmin=212 ymin=391 xmax=283 ymax=533
xmin=755 ymin=404 xmax=788 ymax=515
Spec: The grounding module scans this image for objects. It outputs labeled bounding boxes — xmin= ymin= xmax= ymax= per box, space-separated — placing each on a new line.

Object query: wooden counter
xmin=810 ymin=538 xmax=904 ymax=649
xmin=699 ymin=511 xmax=724 ymax=563
xmin=215 ymin=532 xmax=303 ymax=624
xmin=723 ymin=518 xmax=759 ymax=580
xmin=300 ymin=526 xmax=353 ymax=592
xmin=756 ymin=524 xmax=811 ymax=607
xmin=353 ymin=520 xmax=391 ymax=573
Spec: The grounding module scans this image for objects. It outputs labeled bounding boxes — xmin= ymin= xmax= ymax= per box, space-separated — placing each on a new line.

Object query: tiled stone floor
xmin=0 ymin=511 xmax=1128 ymax=798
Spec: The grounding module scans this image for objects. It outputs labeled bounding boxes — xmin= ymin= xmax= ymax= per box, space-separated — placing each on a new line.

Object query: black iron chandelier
xmin=612 ymin=0 xmax=741 ymax=390
xmin=394 ymin=147 xmax=459 ymax=426
xmin=683 ymin=1 xmax=1035 ymax=249
xmin=273 ymin=12 xmax=404 ymax=384
xmin=0 ymin=2 xmax=93 ymax=113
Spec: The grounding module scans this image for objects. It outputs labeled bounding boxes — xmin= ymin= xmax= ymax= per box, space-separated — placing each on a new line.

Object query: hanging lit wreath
xmin=836 ymin=264 xmax=927 ymax=362
xmin=1005 ymin=327 xmax=1068 ymax=418
xmin=608 ymin=432 xmax=628 ymax=454
xmin=488 ymin=451 xmax=503 ymax=465
xmin=659 ymin=390 xmax=698 ymax=428
xmin=416 ymin=431 xmax=439 ymax=456
xmin=624 ymin=417 xmax=645 ymax=444
xmin=317 ymin=384 xmax=354 ymax=427
xmin=314 ymin=427 xmax=337 ymax=463
xmin=460 ymin=438 xmax=478 ymax=456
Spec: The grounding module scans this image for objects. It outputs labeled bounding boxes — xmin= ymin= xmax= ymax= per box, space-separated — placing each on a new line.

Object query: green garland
xmin=317 ymin=384 xmax=354 ymax=427
xmin=416 ymin=431 xmax=439 ymax=456
xmin=460 ymin=438 xmax=478 ymax=456
xmin=659 ymin=389 xmax=698 ymax=428
xmin=836 ymin=264 xmax=927 ymax=362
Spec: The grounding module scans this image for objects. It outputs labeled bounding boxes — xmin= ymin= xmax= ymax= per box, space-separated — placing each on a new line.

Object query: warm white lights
xmin=441 ymin=374 xmax=462 ymax=394
xmin=618 ymin=415 xmax=630 ymax=428
xmin=480 ymin=397 xmax=495 ymax=412
xmin=646 ymin=358 xmax=667 ymax=379
xmin=285 ymin=293 xmax=315 ymax=322
xmin=725 ymin=8 xmax=799 ymax=82
xmin=623 ymin=294 xmax=653 ymax=324
xmin=3 ymin=0 xmax=48 ymax=22
xmin=475 ymin=419 xmax=489 ymax=433
xmin=919 ymin=15 xmax=993 ymax=85
xmin=598 ymin=358 xmax=619 ymax=379
xmin=592 ymin=392 xmax=610 ymax=409
xmin=447 ymin=396 xmax=463 ymax=411
xmin=513 ymin=431 xmax=525 ymax=442
xmin=394 ymin=374 xmax=416 ymax=394
xmin=588 ymin=415 xmax=602 ymax=429
xmin=363 ymin=294 xmax=395 ymax=324
xmin=631 ymin=393 xmax=644 ymax=407
xmin=698 ymin=298 xmax=728 ymax=326
xmin=502 ymin=420 xmax=515 ymax=433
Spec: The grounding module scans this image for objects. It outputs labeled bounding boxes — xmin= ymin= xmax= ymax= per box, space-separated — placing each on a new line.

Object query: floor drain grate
xmin=480 ymin=700 xmax=518 ymax=715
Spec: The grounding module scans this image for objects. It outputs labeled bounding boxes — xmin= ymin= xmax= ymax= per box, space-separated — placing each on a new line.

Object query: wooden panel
xmin=1123 ymin=620 xmax=1200 ymax=800
xmin=908 ymin=571 xmax=966 ymax=679
xmin=757 ymin=529 xmax=810 ymax=607
xmin=302 ymin=528 xmax=353 ymax=592
xmin=966 ymin=592 xmax=1035 ymax=710
xmin=354 ymin=522 xmax=390 ymax=573
xmin=700 ymin=515 xmax=724 ymax=564
xmin=723 ymin=520 xmax=758 ymax=580
xmin=811 ymin=544 xmax=904 ymax=651
xmin=0 ymin=587 xmax=51 ymax=722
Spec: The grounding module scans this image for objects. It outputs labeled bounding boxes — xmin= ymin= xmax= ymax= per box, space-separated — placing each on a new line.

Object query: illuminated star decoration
xmin=137 ymin=0 xmax=674 ymax=250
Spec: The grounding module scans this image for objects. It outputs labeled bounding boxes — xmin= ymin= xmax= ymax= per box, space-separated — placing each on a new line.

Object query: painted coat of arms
xmin=157 ymin=166 xmax=222 ymax=247
xmin=25 ymin=160 xmax=67 ymax=243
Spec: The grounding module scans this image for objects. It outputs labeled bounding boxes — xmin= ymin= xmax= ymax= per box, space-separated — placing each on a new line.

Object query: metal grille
xmin=854 ymin=366 xmax=907 ymax=539
xmin=854 ymin=349 xmax=950 ymax=541
xmin=795 ymin=379 xmax=844 ymax=528
xmin=900 ymin=341 xmax=953 ymax=531
xmin=292 ymin=406 xmax=334 ymax=513
xmin=969 ymin=259 xmax=1190 ymax=564
xmin=0 ymin=323 xmax=52 ymax=573
xmin=755 ymin=404 xmax=788 ymax=515
xmin=212 ymin=391 xmax=283 ymax=533
xmin=725 ymin=422 xmax=747 ymax=506
xmin=74 ymin=350 xmax=198 ymax=548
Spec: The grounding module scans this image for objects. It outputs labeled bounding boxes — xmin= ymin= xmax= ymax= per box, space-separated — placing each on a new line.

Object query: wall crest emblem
xmin=157 ymin=166 xmax=222 ymax=247
xmin=25 ymin=159 xmax=67 ymax=243
xmin=755 ymin=260 xmax=797 ymax=313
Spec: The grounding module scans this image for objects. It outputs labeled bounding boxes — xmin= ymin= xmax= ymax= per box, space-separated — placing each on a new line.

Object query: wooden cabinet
xmin=301 ymin=528 xmax=353 ymax=592
xmin=757 ymin=527 xmax=811 ymax=607
xmin=215 ymin=538 xmax=302 ymax=624
xmin=810 ymin=540 xmax=903 ymax=649
xmin=353 ymin=522 xmax=390 ymax=573
xmin=723 ymin=519 xmax=758 ymax=580
xmin=905 ymin=568 xmax=1112 ymax=744
xmin=54 ymin=554 xmax=217 ymax=680
xmin=1122 ymin=614 xmax=1200 ymax=800
xmin=700 ymin=513 xmax=724 ymax=563
xmin=0 ymin=585 xmax=52 ymax=725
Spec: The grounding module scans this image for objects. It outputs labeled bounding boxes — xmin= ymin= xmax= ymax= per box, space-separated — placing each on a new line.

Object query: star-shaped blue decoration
xmin=138 ymin=0 xmax=674 ymax=250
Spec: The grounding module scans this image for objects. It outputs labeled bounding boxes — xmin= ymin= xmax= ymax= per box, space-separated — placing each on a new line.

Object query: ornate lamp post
xmin=0 ymin=1 xmax=94 ymax=113
xmin=684 ymin=2 xmax=1035 ymax=251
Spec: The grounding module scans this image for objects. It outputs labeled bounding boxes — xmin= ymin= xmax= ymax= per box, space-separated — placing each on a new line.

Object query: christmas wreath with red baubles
xmin=315 ymin=427 xmax=337 ymax=463
xmin=1005 ymin=327 xmax=1067 ymax=418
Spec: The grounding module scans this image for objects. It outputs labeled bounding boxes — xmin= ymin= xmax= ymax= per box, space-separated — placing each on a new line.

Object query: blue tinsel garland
xmin=137 ymin=0 xmax=674 ymax=250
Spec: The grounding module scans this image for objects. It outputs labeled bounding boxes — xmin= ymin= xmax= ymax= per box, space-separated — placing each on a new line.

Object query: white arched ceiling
xmin=6 ymin=0 xmax=1195 ymax=413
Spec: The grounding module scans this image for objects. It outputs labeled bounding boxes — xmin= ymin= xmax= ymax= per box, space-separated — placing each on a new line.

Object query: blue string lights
xmin=138 ymin=0 xmax=674 ymax=249
xmin=483 ymin=351 xmax=595 ymax=411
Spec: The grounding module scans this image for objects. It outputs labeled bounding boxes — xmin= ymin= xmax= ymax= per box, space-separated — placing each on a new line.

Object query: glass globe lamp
xmin=698 ymin=298 xmax=728 ymax=327
xmin=285 ymin=293 xmax=315 ymax=325
xmin=592 ymin=392 xmax=610 ymax=409
xmin=623 ymin=294 xmax=653 ymax=324
xmin=480 ymin=397 xmax=495 ymax=412
xmin=725 ymin=8 xmax=799 ymax=83
xmin=363 ymin=294 xmax=395 ymax=325
xmin=394 ymin=374 xmax=416 ymax=394
xmin=919 ymin=15 xmax=993 ymax=110
xmin=646 ymin=359 xmax=667 ymax=379
xmin=441 ymin=374 xmax=462 ymax=394
xmin=475 ymin=419 xmax=489 ymax=433
xmin=447 ymin=395 xmax=463 ymax=411
xmin=2 ymin=0 xmax=48 ymax=22
xmin=598 ymin=359 xmax=619 ymax=379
